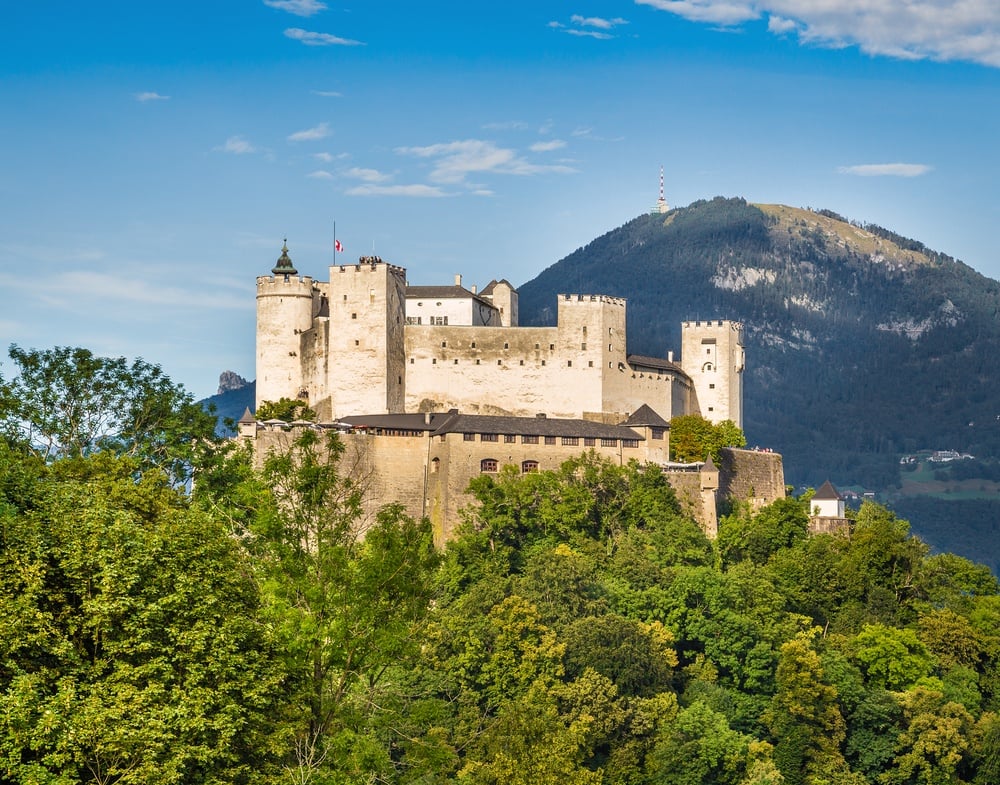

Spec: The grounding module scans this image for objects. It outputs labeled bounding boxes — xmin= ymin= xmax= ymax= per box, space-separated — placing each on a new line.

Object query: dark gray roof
xmin=627 ymin=354 xmax=686 ymax=376
xmin=238 ymin=406 xmax=256 ymax=425
xmin=619 ymin=404 xmax=670 ymax=428
xmin=338 ymin=412 xmax=456 ymax=431
xmin=480 ymin=278 xmax=516 ymax=296
xmin=432 ymin=413 xmax=643 ymax=440
xmin=813 ymin=480 xmax=842 ymax=500
xmin=406 ymin=285 xmax=497 ymax=309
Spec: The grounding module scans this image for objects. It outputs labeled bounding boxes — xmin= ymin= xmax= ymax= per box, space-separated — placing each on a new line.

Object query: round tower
xmin=256 ymin=241 xmax=317 ymax=410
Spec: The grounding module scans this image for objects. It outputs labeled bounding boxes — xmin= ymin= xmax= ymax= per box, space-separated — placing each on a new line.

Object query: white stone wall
xmin=680 ymin=320 xmax=744 ymax=427
xmin=255 ymin=275 xmax=317 ymax=408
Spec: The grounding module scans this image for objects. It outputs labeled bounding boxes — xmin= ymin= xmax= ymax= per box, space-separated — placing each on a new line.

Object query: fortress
xmin=246 ymin=244 xmax=783 ymax=543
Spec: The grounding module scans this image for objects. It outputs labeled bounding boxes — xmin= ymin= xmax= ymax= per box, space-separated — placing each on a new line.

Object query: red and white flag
xmin=335 ymin=239 xmax=344 ymax=253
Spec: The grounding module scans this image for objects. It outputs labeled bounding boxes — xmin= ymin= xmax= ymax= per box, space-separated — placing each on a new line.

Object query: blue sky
xmin=2 ymin=0 xmax=999 ymax=398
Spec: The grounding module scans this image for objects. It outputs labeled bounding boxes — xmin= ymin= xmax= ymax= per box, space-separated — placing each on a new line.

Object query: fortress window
xmin=582 ymin=326 xmax=587 ymax=335
xmin=522 ymin=460 xmax=539 ymax=473
xmin=463 ymin=433 xmax=475 ymax=441
xmin=549 ymin=344 xmax=554 ymax=350
xmin=519 ymin=360 xmax=524 ymax=366
xmin=454 ymin=359 xmax=459 ymax=364
xmin=622 ymin=439 xmax=639 ymax=449
xmin=442 ymin=341 xmax=447 ymax=347
xmin=544 ymin=436 xmax=556 ymax=445
xmin=481 ymin=433 xmax=498 ymax=442
xmin=430 ymin=458 xmax=440 ymax=474
xmin=651 ymin=428 xmax=665 ymax=440
xmin=410 ymin=358 xmax=414 ymax=364
xmin=708 ymin=407 xmax=714 ymax=412
xmin=480 ymin=459 xmax=499 ymax=473
xmin=504 ymin=342 xmax=509 ymax=349
xmin=471 ymin=341 xmax=476 ymax=348
xmin=561 ymin=437 xmax=579 ymax=446
xmin=707 ymin=348 xmax=712 ymax=354
xmin=567 ymin=361 xmax=572 ymax=367
xmin=535 ymin=343 xmax=540 ymax=349
xmin=432 ymin=359 xmax=437 ymax=364
xmin=541 ymin=360 xmax=546 ymax=366
xmin=609 ymin=344 xmax=613 ymax=352
xmin=504 ymin=434 xmax=516 ymax=443
xmin=476 ymin=359 xmax=481 ymax=365
xmin=584 ymin=437 xmax=595 ymax=447
xmin=601 ymin=438 xmax=617 ymax=447
xmin=588 ymin=361 xmax=594 ymax=368
xmin=522 ymin=435 xmax=538 ymax=444
xmin=497 ymin=360 xmax=502 ymax=365
xmin=581 ymin=343 xmax=586 ymax=350
xmin=352 ymin=313 xmax=357 ymax=319
xmin=343 ymin=295 xmax=347 ymax=301
xmin=709 ymin=383 xmax=715 ymax=389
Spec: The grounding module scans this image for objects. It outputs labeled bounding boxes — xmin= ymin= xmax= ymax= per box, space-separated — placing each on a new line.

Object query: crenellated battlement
xmin=559 ymin=293 xmax=628 ymax=308
xmin=333 ymin=256 xmax=407 ymax=278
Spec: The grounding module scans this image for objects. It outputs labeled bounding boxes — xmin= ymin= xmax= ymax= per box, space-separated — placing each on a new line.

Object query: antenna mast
xmin=653 ymin=166 xmax=670 ymax=214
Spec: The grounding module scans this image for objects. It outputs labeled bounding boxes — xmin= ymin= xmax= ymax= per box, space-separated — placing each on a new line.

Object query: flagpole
xmin=334 ymin=221 xmax=337 ymax=263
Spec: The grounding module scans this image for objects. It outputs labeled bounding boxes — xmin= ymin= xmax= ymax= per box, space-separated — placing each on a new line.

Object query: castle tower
xmin=680 ymin=320 xmax=744 ymax=428
xmin=256 ymin=241 xmax=317 ymax=410
xmin=325 ymin=256 xmax=407 ymax=418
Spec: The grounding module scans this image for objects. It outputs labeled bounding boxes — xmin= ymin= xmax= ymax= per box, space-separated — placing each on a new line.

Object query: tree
xmin=718 ymin=497 xmax=810 ymax=566
xmin=251 ymin=428 xmax=440 ymax=783
xmin=0 ymin=453 xmax=280 ymax=784
xmin=669 ymin=415 xmax=746 ymax=463
xmin=0 ymin=345 xmax=217 ymax=481
xmin=255 ymin=397 xmax=317 ymax=422
xmin=851 ymin=624 xmax=935 ymax=692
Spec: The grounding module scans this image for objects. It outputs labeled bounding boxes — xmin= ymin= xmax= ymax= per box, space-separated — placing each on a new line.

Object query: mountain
xmin=517 ymin=198 xmax=1000 ymax=568
xmin=201 ymin=375 xmax=255 ymax=436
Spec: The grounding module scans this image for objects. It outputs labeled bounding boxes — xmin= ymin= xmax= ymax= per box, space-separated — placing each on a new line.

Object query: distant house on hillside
xmin=809 ymin=480 xmax=849 ymax=535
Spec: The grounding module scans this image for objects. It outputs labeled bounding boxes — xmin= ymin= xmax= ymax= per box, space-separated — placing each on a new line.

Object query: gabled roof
xmin=627 ymin=354 xmax=687 ymax=377
xmin=238 ymin=407 xmax=256 ymax=425
xmin=405 ymin=285 xmax=498 ymax=309
xmin=702 ymin=454 xmax=717 ymax=471
xmin=479 ymin=279 xmax=516 ymax=296
xmin=619 ymin=404 xmax=670 ymax=428
xmin=813 ymin=480 xmax=842 ymax=500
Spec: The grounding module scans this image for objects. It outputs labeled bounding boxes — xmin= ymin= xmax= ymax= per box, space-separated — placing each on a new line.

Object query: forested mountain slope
xmin=518 ymin=197 xmax=1000 ymax=491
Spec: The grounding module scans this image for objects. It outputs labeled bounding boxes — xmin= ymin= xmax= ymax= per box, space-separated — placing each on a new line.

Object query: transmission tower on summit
xmin=652 ymin=166 xmax=670 ymax=214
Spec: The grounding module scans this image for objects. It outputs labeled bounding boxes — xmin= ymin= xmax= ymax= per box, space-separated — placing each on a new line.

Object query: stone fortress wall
xmin=252 ymin=248 xmax=779 ymax=540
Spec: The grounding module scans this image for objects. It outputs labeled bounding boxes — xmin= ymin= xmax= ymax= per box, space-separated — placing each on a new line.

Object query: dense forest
xmin=3 ymin=347 xmax=1000 ymax=784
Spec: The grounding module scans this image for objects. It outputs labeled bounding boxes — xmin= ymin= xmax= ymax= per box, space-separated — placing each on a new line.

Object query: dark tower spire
xmin=272 ymin=238 xmax=298 ymax=276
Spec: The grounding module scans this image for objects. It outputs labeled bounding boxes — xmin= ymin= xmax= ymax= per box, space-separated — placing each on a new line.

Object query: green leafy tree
xmin=719 ymin=497 xmax=810 ymax=566
xmin=0 ymin=345 xmax=217 ymax=481
xmin=851 ymin=624 xmax=936 ymax=691
xmin=884 ymin=686 xmax=974 ymax=785
xmin=0 ymin=453 xmax=279 ymax=784
xmin=251 ymin=428 xmax=440 ymax=783
xmin=669 ymin=415 xmax=747 ymax=463
xmin=255 ymin=397 xmax=317 ymax=422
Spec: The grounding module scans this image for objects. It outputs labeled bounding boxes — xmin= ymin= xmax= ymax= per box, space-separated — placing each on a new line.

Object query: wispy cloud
xmin=636 ymin=1 xmax=1000 ymax=68
xmin=345 ymin=184 xmax=447 ymax=197
xmin=284 ymin=28 xmax=363 ymax=46
xmin=344 ymin=167 xmax=390 ymax=183
xmin=551 ymin=14 xmax=629 ymax=39
xmin=263 ymin=0 xmax=327 ymax=17
xmin=530 ymin=139 xmax=567 ymax=152
xmin=216 ymin=136 xmax=257 ymax=154
xmin=395 ymin=139 xmax=576 ymax=185
xmin=307 ymin=170 xmax=334 ymax=179
xmin=288 ymin=122 xmax=331 ymax=142
xmin=135 ymin=91 xmax=169 ymax=102
xmin=483 ymin=120 xmax=529 ymax=131
xmin=311 ymin=89 xmax=342 ymax=97
xmin=838 ymin=163 xmax=932 ymax=177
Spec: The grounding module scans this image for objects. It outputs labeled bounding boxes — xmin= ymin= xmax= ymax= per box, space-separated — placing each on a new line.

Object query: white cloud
xmin=553 ymin=13 xmax=629 ymax=38
xmin=284 ymin=27 xmax=363 ymax=46
xmin=530 ymin=139 xmax=567 ymax=152
xmin=217 ymin=136 xmax=257 ymax=154
xmin=345 ymin=184 xmax=447 ymax=197
xmin=307 ymin=170 xmax=334 ymax=179
xmin=395 ymin=139 xmax=576 ymax=184
xmin=288 ymin=122 xmax=331 ymax=142
xmin=635 ymin=1 xmax=1000 ymax=68
xmin=135 ymin=91 xmax=169 ymax=102
xmin=838 ymin=163 xmax=933 ymax=177
xmin=314 ymin=152 xmax=334 ymax=163
xmin=263 ymin=0 xmax=327 ymax=17
xmin=311 ymin=89 xmax=342 ymax=97
xmin=344 ymin=167 xmax=390 ymax=183
xmin=572 ymin=15 xmax=628 ymax=29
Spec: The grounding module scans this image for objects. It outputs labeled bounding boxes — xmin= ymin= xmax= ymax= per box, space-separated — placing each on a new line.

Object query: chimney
xmin=454 ymin=274 xmax=462 ymax=287
xmin=668 ymin=350 xmax=674 ymax=362
xmin=424 ymin=412 xmax=432 ymax=425
xmin=471 ymin=284 xmax=477 ymax=294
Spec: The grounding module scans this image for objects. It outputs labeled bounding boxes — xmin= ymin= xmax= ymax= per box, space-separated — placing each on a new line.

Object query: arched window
xmin=480 ymin=458 xmax=499 ymax=473
xmin=702 ymin=362 xmax=714 ymax=372
xmin=430 ymin=457 xmax=440 ymax=474
xmin=521 ymin=460 xmax=539 ymax=473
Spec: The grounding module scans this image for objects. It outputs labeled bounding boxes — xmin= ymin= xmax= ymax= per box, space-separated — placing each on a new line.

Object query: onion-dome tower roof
xmin=271 ymin=239 xmax=298 ymax=276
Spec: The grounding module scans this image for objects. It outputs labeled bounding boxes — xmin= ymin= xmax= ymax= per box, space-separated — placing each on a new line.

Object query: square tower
xmin=680 ymin=320 xmax=744 ymax=428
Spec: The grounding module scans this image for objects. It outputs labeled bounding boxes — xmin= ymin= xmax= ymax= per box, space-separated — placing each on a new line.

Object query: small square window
xmin=581 ymin=343 xmax=587 ymax=350
xmin=541 ymin=360 xmax=546 ymax=366
xmin=476 ymin=359 xmax=481 ymax=365
xmin=544 ymin=436 xmax=556 ymax=445
xmin=588 ymin=361 xmax=593 ymax=367
xmin=355 ymin=340 xmax=359 ymax=346
xmin=709 ymin=383 xmax=715 ymax=389
xmin=352 ymin=313 xmax=357 ymax=319
xmin=519 ymin=360 xmax=524 ymax=366
xmin=432 ymin=358 xmax=437 ymax=364
xmin=567 ymin=360 xmax=572 ymax=367
xmin=549 ymin=344 xmax=555 ymax=350
xmin=442 ymin=341 xmax=447 ymax=348
xmin=504 ymin=342 xmax=509 ymax=349
xmin=471 ymin=341 xmax=477 ymax=348
xmin=454 ymin=359 xmax=459 ymax=364
xmin=410 ymin=358 xmax=414 ymax=364
xmin=504 ymin=434 xmax=516 ymax=443
xmin=497 ymin=359 xmax=502 ymax=365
